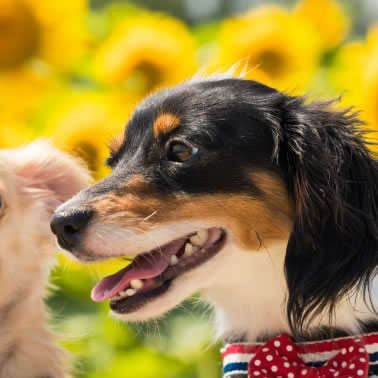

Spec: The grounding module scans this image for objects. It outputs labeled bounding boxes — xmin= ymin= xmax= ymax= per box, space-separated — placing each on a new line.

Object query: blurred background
xmin=0 ymin=0 xmax=377 ymax=377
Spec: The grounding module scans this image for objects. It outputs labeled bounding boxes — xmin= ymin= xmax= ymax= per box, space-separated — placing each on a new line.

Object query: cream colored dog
xmin=0 ymin=141 xmax=90 ymax=378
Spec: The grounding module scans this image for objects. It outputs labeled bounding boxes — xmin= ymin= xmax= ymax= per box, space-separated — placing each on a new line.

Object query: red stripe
xmin=363 ymin=333 xmax=378 ymax=345
xmin=221 ymin=344 xmax=259 ymax=358
xmin=296 ymin=332 xmax=378 ymax=354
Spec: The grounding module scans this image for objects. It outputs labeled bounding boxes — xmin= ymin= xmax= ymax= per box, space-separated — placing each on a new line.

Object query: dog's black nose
xmin=50 ymin=208 xmax=93 ymax=251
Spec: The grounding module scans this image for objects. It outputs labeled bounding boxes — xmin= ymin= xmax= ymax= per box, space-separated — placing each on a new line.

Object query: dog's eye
xmin=167 ymin=142 xmax=198 ymax=163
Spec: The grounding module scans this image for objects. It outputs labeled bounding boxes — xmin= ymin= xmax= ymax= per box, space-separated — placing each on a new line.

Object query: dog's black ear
xmin=276 ymin=97 xmax=378 ymax=337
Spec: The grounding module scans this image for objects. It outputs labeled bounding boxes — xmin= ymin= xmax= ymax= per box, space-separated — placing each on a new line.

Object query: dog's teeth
xmin=170 ymin=255 xmax=179 ymax=265
xmin=119 ymin=290 xmax=128 ymax=298
xmin=126 ymin=288 xmax=136 ymax=296
xmin=190 ymin=229 xmax=209 ymax=246
xmin=190 ymin=235 xmax=202 ymax=246
xmin=197 ymin=229 xmax=209 ymax=242
xmin=130 ymin=279 xmax=144 ymax=290
xmin=112 ymin=295 xmax=122 ymax=300
xmin=184 ymin=243 xmax=194 ymax=256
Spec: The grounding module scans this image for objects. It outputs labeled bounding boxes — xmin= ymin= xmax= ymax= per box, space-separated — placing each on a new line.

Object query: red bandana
xmin=222 ymin=333 xmax=378 ymax=377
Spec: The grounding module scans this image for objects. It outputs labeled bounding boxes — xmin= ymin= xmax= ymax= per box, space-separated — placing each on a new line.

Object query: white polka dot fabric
xmin=222 ymin=332 xmax=378 ymax=377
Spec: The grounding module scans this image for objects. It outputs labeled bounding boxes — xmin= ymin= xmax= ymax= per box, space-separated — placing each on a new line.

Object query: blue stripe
xmin=370 ymin=352 xmax=378 ymax=363
xmin=224 ymin=362 xmax=248 ymax=373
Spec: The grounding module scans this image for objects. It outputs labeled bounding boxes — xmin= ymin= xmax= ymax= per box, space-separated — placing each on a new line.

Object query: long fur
xmin=0 ymin=141 xmax=90 ymax=378
xmin=51 ymin=78 xmax=378 ymax=344
xmin=268 ymin=96 xmax=378 ymax=338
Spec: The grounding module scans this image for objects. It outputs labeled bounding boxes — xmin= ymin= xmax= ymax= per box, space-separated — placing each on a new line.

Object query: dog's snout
xmin=50 ymin=208 xmax=93 ymax=251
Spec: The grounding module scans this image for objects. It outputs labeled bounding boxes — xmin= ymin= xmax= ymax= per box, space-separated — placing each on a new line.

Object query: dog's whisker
xmin=87 ymin=263 xmax=101 ymax=284
xmin=124 ymin=226 xmax=165 ymax=272
xmin=49 ymin=76 xmax=378 ymax=373
xmin=142 ymin=210 xmax=158 ymax=222
xmin=127 ymin=226 xmax=163 ymax=254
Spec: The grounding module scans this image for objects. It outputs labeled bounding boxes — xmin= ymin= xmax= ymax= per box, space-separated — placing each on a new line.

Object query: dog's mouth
xmin=91 ymin=228 xmax=226 ymax=314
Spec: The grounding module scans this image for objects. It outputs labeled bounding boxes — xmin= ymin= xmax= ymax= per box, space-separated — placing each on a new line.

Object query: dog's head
xmin=51 ymin=78 xmax=378 ymax=338
xmin=0 ymin=141 xmax=91 ymax=303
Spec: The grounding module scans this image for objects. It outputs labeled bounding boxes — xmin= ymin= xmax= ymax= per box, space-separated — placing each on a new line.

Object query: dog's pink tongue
xmin=91 ymin=240 xmax=183 ymax=302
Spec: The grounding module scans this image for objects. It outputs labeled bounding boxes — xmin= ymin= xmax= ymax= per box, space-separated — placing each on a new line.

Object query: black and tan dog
xmin=51 ymin=77 xmax=378 ymax=346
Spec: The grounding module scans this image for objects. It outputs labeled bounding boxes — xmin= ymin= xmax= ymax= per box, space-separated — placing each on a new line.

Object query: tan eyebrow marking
xmin=153 ymin=113 xmax=180 ymax=136
xmin=108 ymin=132 xmax=125 ymax=155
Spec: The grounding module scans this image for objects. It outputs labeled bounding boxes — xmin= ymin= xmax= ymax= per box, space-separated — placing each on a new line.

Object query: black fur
xmin=273 ymin=97 xmax=378 ymax=338
xmin=131 ymin=78 xmax=378 ymax=338
xmin=56 ymin=77 xmax=378 ymax=339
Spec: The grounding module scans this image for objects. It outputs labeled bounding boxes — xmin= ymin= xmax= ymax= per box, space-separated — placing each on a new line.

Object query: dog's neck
xmin=203 ymin=242 xmax=377 ymax=343
xmin=0 ymin=257 xmax=67 ymax=378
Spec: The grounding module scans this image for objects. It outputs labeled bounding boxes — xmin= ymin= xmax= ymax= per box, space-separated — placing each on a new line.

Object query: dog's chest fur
xmin=203 ymin=242 xmax=377 ymax=343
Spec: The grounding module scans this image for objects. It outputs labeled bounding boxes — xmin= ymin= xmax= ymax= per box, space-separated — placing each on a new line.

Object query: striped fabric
xmin=222 ymin=332 xmax=378 ymax=377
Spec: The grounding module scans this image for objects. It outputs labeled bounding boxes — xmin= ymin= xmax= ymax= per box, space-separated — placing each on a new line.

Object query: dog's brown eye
xmin=167 ymin=142 xmax=198 ymax=163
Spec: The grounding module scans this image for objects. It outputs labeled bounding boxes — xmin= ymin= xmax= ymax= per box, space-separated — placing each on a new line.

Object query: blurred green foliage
xmin=48 ymin=264 xmax=222 ymax=377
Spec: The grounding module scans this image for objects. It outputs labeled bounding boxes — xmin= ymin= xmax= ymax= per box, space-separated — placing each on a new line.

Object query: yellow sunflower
xmin=362 ymin=26 xmax=378 ymax=131
xmin=0 ymin=0 xmax=89 ymax=70
xmin=208 ymin=6 xmax=322 ymax=92
xmin=94 ymin=11 xmax=197 ymax=94
xmin=330 ymin=25 xmax=378 ymax=148
xmin=330 ymin=41 xmax=365 ymax=96
xmin=0 ymin=122 xmax=33 ymax=148
xmin=47 ymin=92 xmax=135 ymax=180
xmin=331 ymin=25 xmax=378 ymax=113
xmin=295 ymin=0 xmax=349 ymax=50
xmin=364 ymin=72 xmax=378 ymax=134
xmin=0 ymin=64 xmax=59 ymax=124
